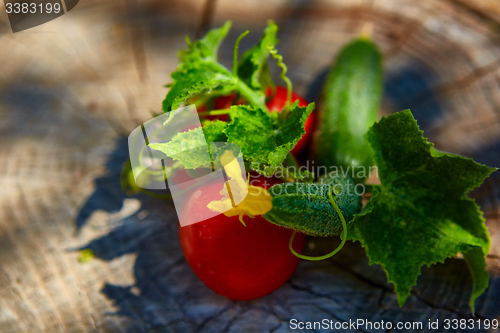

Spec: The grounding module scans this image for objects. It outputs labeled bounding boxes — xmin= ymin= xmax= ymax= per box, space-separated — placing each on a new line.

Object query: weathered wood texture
xmin=0 ymin=0 xmax=500 ymax=332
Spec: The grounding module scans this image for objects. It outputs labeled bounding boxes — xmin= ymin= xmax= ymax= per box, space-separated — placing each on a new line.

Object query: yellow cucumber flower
xmin=207 ymin=150 xmax=272 ymax=224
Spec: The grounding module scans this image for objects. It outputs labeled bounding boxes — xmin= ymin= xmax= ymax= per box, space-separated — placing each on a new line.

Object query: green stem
xmin=198 ymin=109 xmax=232 ymax=117
xmin=210 ymin=62 xmax=269 ymax=111
xmin=235 ymin=78 xmax=268 ymax=111
xmin=233 ymin=30 xmax=250 ymax=76
xmin=289 ymin=187 xmax=348 ymax=261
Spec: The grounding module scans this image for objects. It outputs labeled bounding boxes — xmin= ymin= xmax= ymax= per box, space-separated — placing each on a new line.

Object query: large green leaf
xmin=349 ymin=109 xmax=496 ymax=312
xmin=224 ymin=102 xmax=315 ymax=168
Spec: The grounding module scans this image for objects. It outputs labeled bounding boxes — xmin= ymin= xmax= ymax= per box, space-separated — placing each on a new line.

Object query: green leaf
xmin=202 ymin=120 xmax=228 ymax=143
xmin=148 ymin=128 xmax=211 ymax=169
xmin=463 ymin=247 xmax=489 ymax=313
xmin=162 ymin=21 xmax=268 ymax=113
xmin=163 ymin=22 xmax=233 ymax=112
xmin=178 ymin=21 xmax=232 ymax=70
xmin=349 ymin=109 xmax=496 ymax=311
xmin=148 ymin=120 xmax=228 ymax=169
xmin=163 ymin=69 xmax=235 ymax=112
xmin=264 ymin=174 xmax=362 ymax=236
xmin=225 ymin=105 xmax=275 ymax=163
xmin=269 ymin=101 xmax=315 ymax=167
xmin=224 ymin=102 xmax=315 ymax=168
xmin=238 ymin=20 xmax=278 ymax=90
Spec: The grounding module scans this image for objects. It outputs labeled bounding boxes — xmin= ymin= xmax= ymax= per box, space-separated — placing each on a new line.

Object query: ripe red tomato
xmin=266 ymin=86 xmax=315 ymax=154
xmin=178 ymin=176 xmax=305 ymax=300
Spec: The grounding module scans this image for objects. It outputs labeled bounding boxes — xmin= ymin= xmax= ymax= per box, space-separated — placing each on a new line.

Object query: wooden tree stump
xmin=0 ymin=0 xmax=499 ymax=331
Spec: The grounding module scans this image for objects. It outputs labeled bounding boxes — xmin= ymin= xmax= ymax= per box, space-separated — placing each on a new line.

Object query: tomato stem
xmin=288 ymin=187 xmax=348 ymax=261
xmin=233 ymin=30 xmax=250 ymax=76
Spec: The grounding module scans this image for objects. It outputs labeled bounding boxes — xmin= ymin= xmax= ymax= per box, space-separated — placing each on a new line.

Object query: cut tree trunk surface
xmin=0 ymin=0 xmax=499 ymax=332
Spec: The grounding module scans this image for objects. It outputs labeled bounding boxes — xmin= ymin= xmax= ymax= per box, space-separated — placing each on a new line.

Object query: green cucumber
xmin=313 ymin=37 xmax=383 ymax=182
xmin=263 ymin=174 xmax=362 ymax=237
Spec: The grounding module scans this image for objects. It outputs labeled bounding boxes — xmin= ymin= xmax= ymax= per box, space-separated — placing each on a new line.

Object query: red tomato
xmin=212 ymin=93 xmax=236 ymax=110
xmin=266 ymin=86 xmax=315 ymax=154
xmin=178 ymin=176 xmax=305 ymax=300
